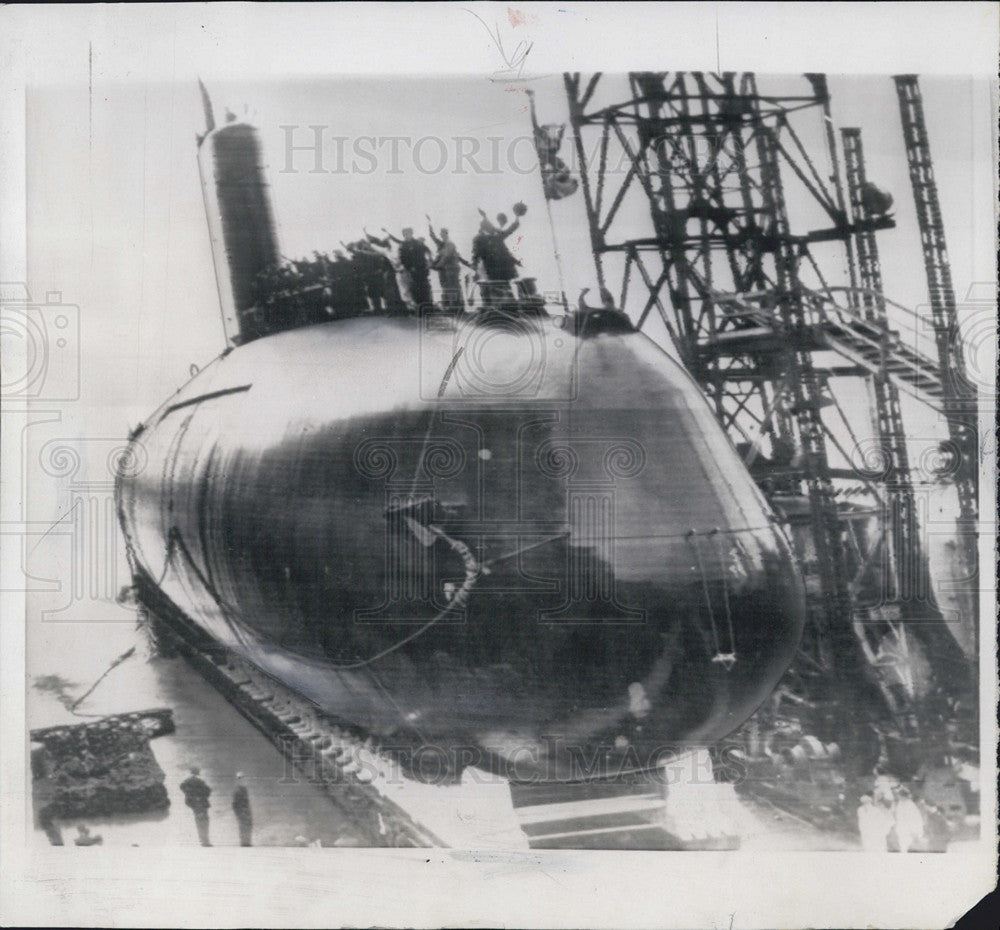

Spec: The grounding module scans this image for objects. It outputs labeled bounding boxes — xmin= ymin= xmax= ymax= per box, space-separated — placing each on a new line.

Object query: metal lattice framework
xmin=894 ymin=78 xmax=979 ymax=516
xmin=894 ymin=77 xmax=979 ymax=667
xmin=841 ymin=128 xmax=918 ymax=607
xmin=564 ymin=72 xmax=971 ymax=743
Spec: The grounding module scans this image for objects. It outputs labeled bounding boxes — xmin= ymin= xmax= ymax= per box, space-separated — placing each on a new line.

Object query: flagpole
xmin=526 ymin=90 xmax=570 ymax=316
xmin=544 ymin=188 xmax=571 ymax=317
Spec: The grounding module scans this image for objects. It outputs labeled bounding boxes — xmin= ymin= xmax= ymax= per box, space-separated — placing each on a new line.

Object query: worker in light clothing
xmin=856 ymin=794 xmax=892 ymax=851
xmin=892 ymin=786 xmax=925 ymax=853
xmin=367 ymin=229 xmax=415 ymax=312
xmin=427 ymin=216 xmax=471 ymax=314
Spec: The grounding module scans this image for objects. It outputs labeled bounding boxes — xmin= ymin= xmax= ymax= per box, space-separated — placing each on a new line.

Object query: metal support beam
xmin=565 ymin=71 xmax=976 ymax=762
xmin=894 ymin=75 xmax=978 ymax=526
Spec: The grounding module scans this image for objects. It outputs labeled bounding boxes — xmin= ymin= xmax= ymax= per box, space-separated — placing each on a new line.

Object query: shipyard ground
xmin=28 ymin=617 xmax=961 ymax=852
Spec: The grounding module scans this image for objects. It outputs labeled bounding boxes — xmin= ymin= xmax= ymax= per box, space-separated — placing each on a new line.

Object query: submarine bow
xmin=117 ymin=311 xmax=806 ymax=781
xmin=115 ymin=104 xmax=805 ymax=783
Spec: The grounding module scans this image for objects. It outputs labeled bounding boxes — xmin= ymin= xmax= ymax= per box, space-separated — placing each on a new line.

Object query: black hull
xmin=117 ymin=314 xmax=806 ymax=782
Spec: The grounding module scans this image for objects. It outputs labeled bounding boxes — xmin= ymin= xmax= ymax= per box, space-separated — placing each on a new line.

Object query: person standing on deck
xmin=367 ymin=228 xmax=414 ymax=312
xmin=361 ymin=236 xmax=405 ymax=313
xmin=427 ymin=215 xmax=471 ymax=313
xmin=350 ymin=240 xmax=387 ymax=313
xmin=397 ymin=227 xmax=434 ymax=311
xmin=472 ymin=208 xmax=521 ymax=304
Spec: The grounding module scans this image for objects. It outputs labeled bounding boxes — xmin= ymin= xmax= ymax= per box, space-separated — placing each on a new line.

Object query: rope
xmin=686 ymin=529 xmax=721 ymax=659
xmin=327 ymin=525 xmax=483 ymax=670
xmin=150 ymin=531 xmax=176 ymax=587
xmin=68 ymin=646 xmax=137 ymax=712
xmin=543 ymin=195 xmax=570 ymax=316
xmin=331 ymin=528 xmax=576 ymax=671
xmin=708 ymin=528 xmax=738 ymax=667
xmin=142 ymin=500 xmax=558 ymax=676
xmin=411 ymin=347 xmax=464 ymax=498
xmin=686 ymin=529 xmax=738 ymax=670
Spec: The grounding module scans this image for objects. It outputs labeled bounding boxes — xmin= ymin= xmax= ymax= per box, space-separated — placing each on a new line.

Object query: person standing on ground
xmin=232 ymin=772 xmax=253 ymax=847
xmin=38 ymin=808 xmax=64 ymax=846
xmin=179 ymin=765 xmax=212 ymax=847
xmin=892 ymin=786 xmax=925 ymax=852
xmin=73 ymin=824 xmax=103 ymax=846
xmin=871 ymin=765 xmax=897 ymax=806
xmin=920 ymin=800 xmax=951 ymax=852
xmin=294 ymin=834 xmax=323 ymax=847
xmin=856 ymin=794 xmax=892 ymax=851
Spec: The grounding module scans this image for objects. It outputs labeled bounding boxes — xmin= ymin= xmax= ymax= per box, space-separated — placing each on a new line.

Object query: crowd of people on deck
xmin=241 ymin=204 xmax=534 ymax=340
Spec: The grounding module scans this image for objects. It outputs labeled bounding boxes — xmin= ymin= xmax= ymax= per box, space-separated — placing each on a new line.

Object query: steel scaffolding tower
xmin=564 ymin=72 xmax=971 ymax=754
xmin=841 ymin=128 xmax=918 ymax=606
xmin=894 ymin=76 xmax=979 ymax=633
xmin=836 ymin=127 xmax=972 ymax=735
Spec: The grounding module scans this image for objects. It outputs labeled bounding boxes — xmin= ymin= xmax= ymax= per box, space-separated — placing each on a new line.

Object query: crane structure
xmin=894 ymin=77 xmax=979 ymax=515
xmin=564 ymin=71 xmax=975 ymax=765
xmin=894 ymin=75 xmax=980 ymax=660
xmin=837 ymin=126 xmax=967 ymax=734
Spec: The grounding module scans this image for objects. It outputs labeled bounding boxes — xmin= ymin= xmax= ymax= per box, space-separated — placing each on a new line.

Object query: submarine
xmin=115 ymin=99 xmax=806 ymax=784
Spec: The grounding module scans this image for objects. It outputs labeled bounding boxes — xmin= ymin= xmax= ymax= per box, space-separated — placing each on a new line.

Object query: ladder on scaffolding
xmin=841 ymin=127 xmax=914 ymax=475
xmin=894 ymin=74 xmax=978 ymax=524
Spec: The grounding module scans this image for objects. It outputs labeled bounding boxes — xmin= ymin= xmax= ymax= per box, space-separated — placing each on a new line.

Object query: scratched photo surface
xmin=18 ymin=70 xmax=990 ymax=858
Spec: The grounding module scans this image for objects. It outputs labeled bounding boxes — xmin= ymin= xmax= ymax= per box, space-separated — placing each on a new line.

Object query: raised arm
xmin=526 ymin=88 xmax=541 ymax=134
xmin=499 ymin=217 xmax=521 ymax=240
xmin=425 ymin=215 xmax=443 ymax=248
xmin=477 ymin=207 xmax=499 ymax=234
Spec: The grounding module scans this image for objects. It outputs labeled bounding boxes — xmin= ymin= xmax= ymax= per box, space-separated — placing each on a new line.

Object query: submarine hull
xmin=117 ymin=313 xmax=806 ymax=782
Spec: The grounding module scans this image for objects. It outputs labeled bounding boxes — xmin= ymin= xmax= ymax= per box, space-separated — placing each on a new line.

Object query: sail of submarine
xmin=115 ymin=89 xmax=806 ymax=783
